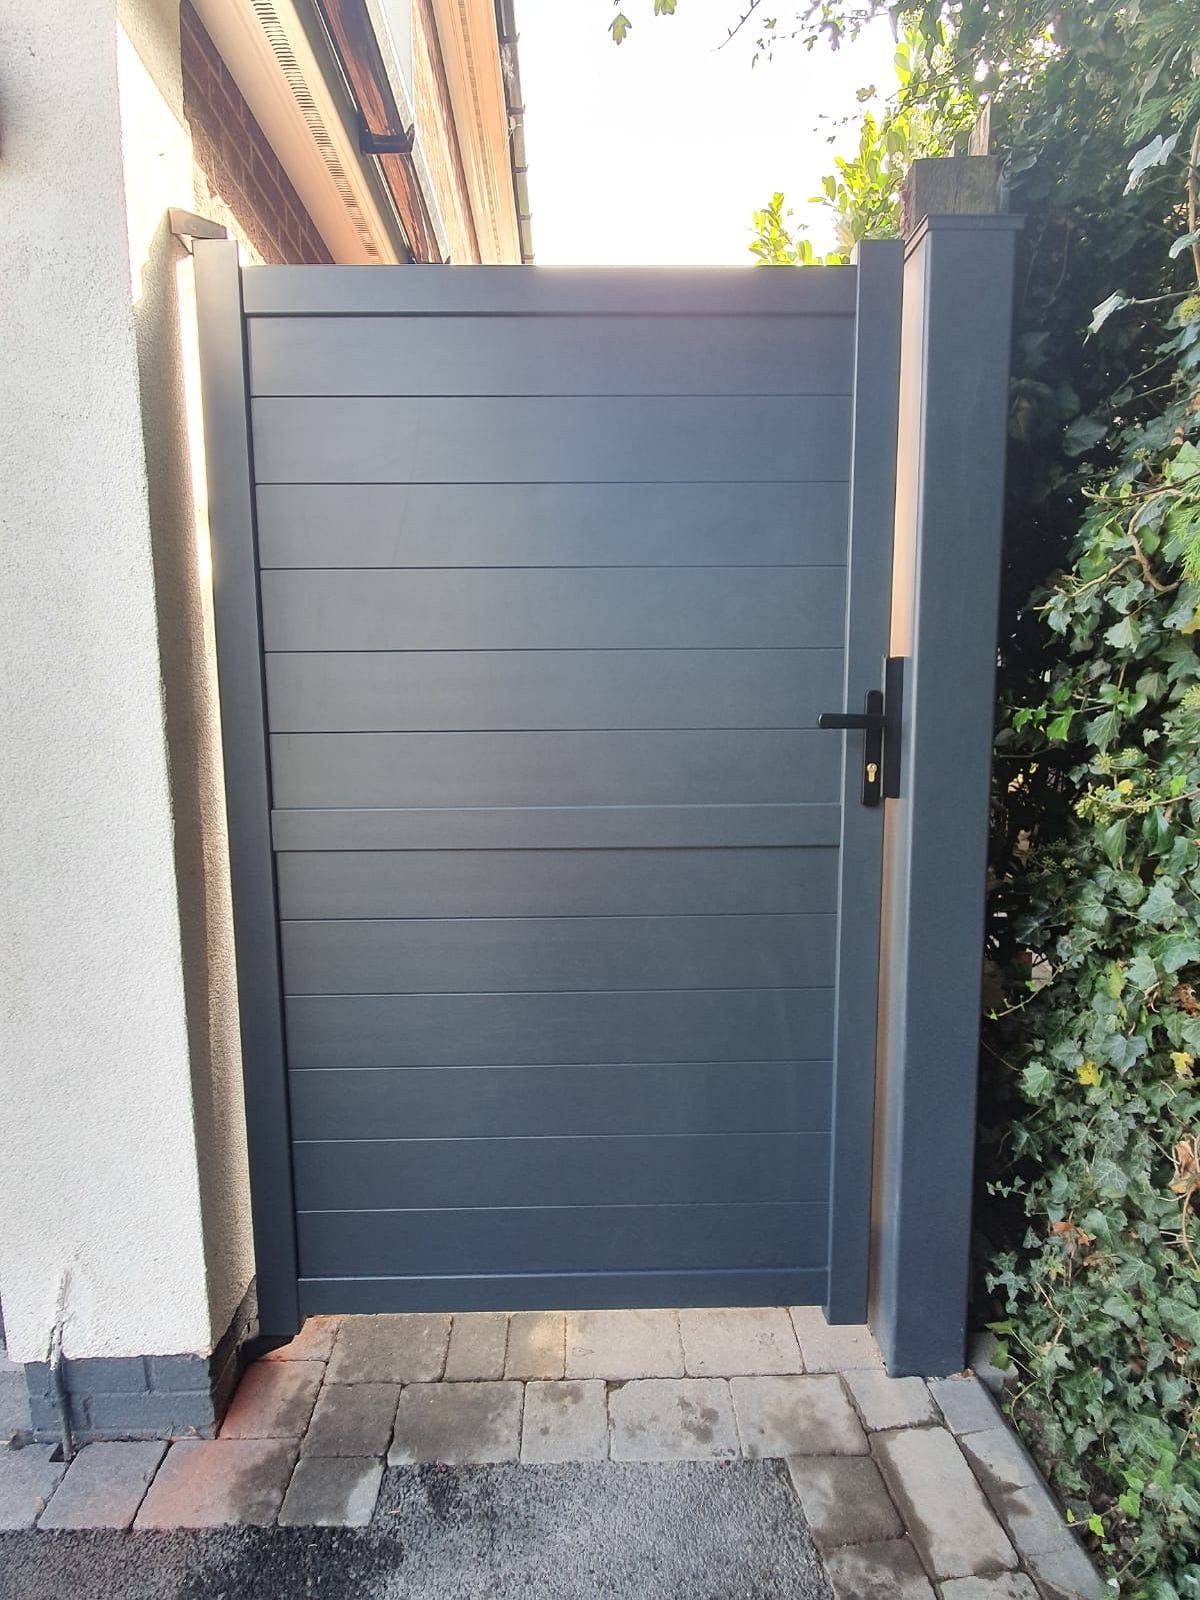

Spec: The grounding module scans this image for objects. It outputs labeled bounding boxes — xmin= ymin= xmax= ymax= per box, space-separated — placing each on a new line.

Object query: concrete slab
xmin=278 ymin=1455 xmax=383 ymax=1527
xmin=823 ymin=1537 xmax=937 ymax=1599
xmin=928 ymin=1376 xmax=1004 ymax=1436
xmin=327 ymin=1315 xmax=450 ymax=1385
xmin=845 ymin=1371 xmax=939 ymax=1431
xmin=789 ymin=1308 xmax=885 ymax=1372
xmin=941 ymin=1576 xmax=1041 ymax=1600
xmin=0 ymin=1444 xmax=65 ymax=1530
xmin=730 ymin=1375 xmax=868 ymax=1457
xmin=608 ymin=1378 xmax=738 ymax=1462
xmin=959 ymin=1425 xmax=1042 ymax=1492
xmin=218 ymin=1361 xmax=323 ymax=1438
xmin=565 ymin=1310 xmax=684 ymax=1379
xmin=785 ymin=1454 xmax=902 ymax=1548
xmin=1022 ymin=1541 xmax=1106 ymax=1600
xmin=445 ymin=1313 xmax=508 ymax=1381
xmin=260 ymin=1317 xmax=341 ymax=1364
xmin=679 ymin=1307 xmax=803 ymax=1376
xmin=873 ymin=1427 xmax=1017 ymax=1579
xmin=991 ymin=1479 xmax=1076 ymax=1559
xmin=37 ymin=1441 xmax=164 ymax=1530
xmin=521 ymin=1381 xmax=608 ymax=1463
xmin=301 ymin=1383 xmax=399 ymax=1458
xmin=388 ymin=1382 xmax=523 ymax=1465
xmin=134 ymin=1439 xmax=296 ymax=1528
xmin=504 ymin=1312 xmax=565 ymax=1380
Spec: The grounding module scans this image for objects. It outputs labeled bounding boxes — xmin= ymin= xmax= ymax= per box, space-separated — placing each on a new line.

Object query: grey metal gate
xmin=195 ymin=248 xmax=903 ymax=1334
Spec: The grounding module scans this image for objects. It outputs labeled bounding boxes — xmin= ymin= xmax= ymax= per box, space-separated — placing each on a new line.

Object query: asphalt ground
xmin=0 ymin=1460 xmax=832 ymax=1600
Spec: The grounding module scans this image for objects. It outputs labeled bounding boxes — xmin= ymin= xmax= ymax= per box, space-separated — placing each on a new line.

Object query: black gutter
xmin=493 ymin=0 xmax=534 ymax=264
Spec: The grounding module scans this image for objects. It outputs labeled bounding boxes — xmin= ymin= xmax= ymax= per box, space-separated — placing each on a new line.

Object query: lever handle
xmin=818 ymin=688 xmax=886 ymax=807
xmin=816 ymin=710 xmax=885 ymax=732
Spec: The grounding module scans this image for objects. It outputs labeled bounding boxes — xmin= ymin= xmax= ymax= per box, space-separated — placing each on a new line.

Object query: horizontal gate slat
xmin=240 ymin=263 xmax=858 ymax=316
xmin=298 ymin=1270 xmax=830 ymax=1315
xmin=265 ymin=649 xmax=845 ymax=733
xmin=296 ymin=1203 xmax=829 ymax=1277
xmin=260 ymin=568 xmax=847 ymax=652
xmin=280 ymin=913 xmax=837 ymax=995
xmin=247 ymin=314 xmax=853 ymax=397
xmin=255 ymin=483 xmax=849 ymax=569
xmin=291 ymin=1132 xmax=831 ymax=1209
xmin=284 ymin=989 xmax=835 ymax=1069
xmin=288 ymin=1062 xmax=834 ymax=1140
xmin=250 ymin=397 xmax=852 ymax=484
xmin=269 ymin=731 xmax=839 ymax=810
xmin=275 ymin=848 xmax=840 ymax=919
xmin=270 ymin=804 xmax=840 ymax=852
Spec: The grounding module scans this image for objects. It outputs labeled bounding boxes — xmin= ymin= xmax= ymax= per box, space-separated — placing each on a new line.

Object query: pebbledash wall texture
xmin=180 ymin=0 xmax=331 ymax=265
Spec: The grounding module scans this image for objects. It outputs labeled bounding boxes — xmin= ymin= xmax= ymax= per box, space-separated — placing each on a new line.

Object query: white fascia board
xmin=192 ymin=0 xmax=404 ymax=263
xmin=429 ymin=0 xmax=520 ymax=265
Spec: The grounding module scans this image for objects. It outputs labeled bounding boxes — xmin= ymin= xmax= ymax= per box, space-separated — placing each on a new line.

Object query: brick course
xmin=180 ymin=0 xmax=331 ymax=265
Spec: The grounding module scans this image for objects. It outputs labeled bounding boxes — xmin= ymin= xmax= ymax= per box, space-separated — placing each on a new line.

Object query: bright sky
xmin=513 ymin=0 xmax=898 ymax=266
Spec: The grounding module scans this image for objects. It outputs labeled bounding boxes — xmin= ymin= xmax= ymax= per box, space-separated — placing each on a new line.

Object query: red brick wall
xmin=180 ymin=0 xmax=332 ymax=265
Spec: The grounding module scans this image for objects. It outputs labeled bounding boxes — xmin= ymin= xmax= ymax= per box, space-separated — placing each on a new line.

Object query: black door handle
xmin=818 ymin=659 xmax=904 ymax=808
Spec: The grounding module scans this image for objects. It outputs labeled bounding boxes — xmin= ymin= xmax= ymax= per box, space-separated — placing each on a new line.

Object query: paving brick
xmin=260 ymin=1317 xmax=341 ymax=1364
xmin=991 ymin=1479 xmax=1076 ymax=1559
xmin=785 ymin=1454 xmax=902 ymax=1548
xmin=928 ymin=1376 xmax=1004 ymax=1436
xmin=730 ymin=1375 xmax=868 ymax=1458
xmin=873 ymin=1427 xmax=1017 ymax=1579
xmin=967 ymin=1332 xmax=1015 ymax=1396
xmin=504 ymin=1312 xmax=565 ymax=1380
xmin=845 ymin=1371 xmax=939 ymax=1431
xmin=959 ymin=1425 xmax=1042 ymax=1492
xmin=823 ymin=1538 xmax=937 ymax=1599
xmin=1022 ymin=1541 xmax=1106 ymax=1600
xmin=940 ymin=1576 xmax=1041 ymax=1600
xmin=679 ymin=1307 xmax=803 ymax=1376
xmin=135 ymin=1438 xmax=296 ymax=1528
xmin=327 ymin=1315 xmax=450 ymax=1385
xmin=608 ymin=1378 xmax=738 ymax=1462
xmin=388 ymin=1382 xmax=522 ymax=1465
xmin=444 ymin=1313 xmax=508 ymax=1381
xmin=0 ymin=1444 xmax=65 ymax=1530
xmin=521 ymin=1380 xmax=608 ymax=1463
xmin=278 ymin=1455 xmax=382 ymax=1527
xmin=789 ymin=1307 xmax=885 ymax=1371
xmin=219 ymin=1361 xmax=323 ymax=1439
xmin=37 ymin=1440 xmax=165 ymax=1530
xmin=301 ymin=1383 xmax=399 ymax=1458
xmin=565 ymin=1310 xmax=684 ymax=1379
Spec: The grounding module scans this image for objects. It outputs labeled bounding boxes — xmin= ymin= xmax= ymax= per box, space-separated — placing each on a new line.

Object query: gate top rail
xmin=239 ymin=264 xmax=858 ymax=318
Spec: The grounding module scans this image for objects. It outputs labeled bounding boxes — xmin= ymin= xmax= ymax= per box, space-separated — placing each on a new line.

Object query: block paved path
xmin=0 ymin=1307 xmax=1104 ymax=1600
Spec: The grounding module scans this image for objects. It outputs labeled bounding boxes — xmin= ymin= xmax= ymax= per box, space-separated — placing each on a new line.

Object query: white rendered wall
xmin=0 ymin=0 xmax=253 ymax=1361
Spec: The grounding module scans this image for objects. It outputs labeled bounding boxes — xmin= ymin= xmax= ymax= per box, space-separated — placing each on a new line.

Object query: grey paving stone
xmin=609 ymin=1377 xmax=739 ymax=1462
xmin=521 ymin=1380 xmax=608 ymax=1463
xmin=327 ymin=1314 xmax=450 ymax=1385
xmin=941 ymin=1576 xmax=1041 ymax=1600
xmin=565 ymin=1309 xmax=684 ymax=1379
xmin=278 ymin=1455 xmax=383 ymax=1527
xmin=823 ymin=1537 xmax=937 ymax=1599
xmin=929 ymin=1375 xmax=1004 ymax=1436
xmin=789 ymin=1306 xmax=885 ymax=1372
xmin=873 ymin=1427 xmax=1017 ymax=1579
xmin=959 ymin=1425 xmax=1042 ymax=1493
xmin=218 ymin=1360 xmax=323 ymax=1438
xmin=504 ymin=1312 xmax=565 ymax=1380
xmin=992 ymin=1479 xmax=1076 ymax=1559
xmin=260 ymin=1316 xmax=341 ymax=1364
xmin=444 ymin=1312 xmax=508 ymax=1381
xmin=301 ymin=1382 xmax=399 ymax=1458
xmin=0 ymin=1444 xmax=65 ymax=1530
xmin=1023 ymin=1541 xmax=1106 ymax=1600
xmin=730 ymin=1375 xmax=868 ymax=1458
xmin=679 ymin=1307 xmax=803 ymax=1376
xmin=135 ymin=1438 xmax=297 ymax=1528
xmin=968 ymin=1331 xmax=1015 ymax=1396
xmin=845 ymin=1371 xmax=939 ymax=1431
xmin=37 ymin=1440 xmax=165 ymax=1530
xmin=785 ymin=1454 xmax=902 ymax=1548
xmin=389 ymin=1382 xmax=523 ymax=1465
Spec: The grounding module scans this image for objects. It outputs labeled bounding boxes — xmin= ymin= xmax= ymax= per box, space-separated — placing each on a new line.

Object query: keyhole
xmin=866 ymin=762 xmax=879 ymax=784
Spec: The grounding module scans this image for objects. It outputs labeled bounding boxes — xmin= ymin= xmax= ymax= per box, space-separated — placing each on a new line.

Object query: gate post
xmin=871 ymin=161 xmax=1021 ymax=1375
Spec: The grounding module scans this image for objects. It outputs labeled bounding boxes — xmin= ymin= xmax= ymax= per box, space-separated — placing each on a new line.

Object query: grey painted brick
xmin=27 ymin=1358 xmax=149 ymax=1396
xmin=146 ymin=1355 xmax=218 ymax=1393
xmin=86 ymin=1389 xmax=216 ymax=1436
